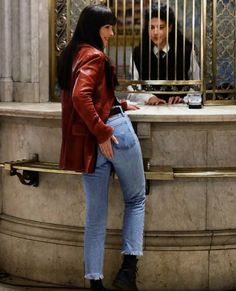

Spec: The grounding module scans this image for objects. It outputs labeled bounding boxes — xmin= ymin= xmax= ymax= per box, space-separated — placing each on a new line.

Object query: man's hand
xmin=146 ymin=96 xmax=166 ymax=105
xmin=168 ymin=96 xmax=183 ymax=104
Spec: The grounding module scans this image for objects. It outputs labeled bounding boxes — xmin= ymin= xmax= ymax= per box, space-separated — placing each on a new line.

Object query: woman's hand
xmin=99 ymin=135 xmax=118 ymax=159
xmin=146 ymin=96 xmax=166 ymax=105
xmin=126 ymin=104 xmax=140 ymax=110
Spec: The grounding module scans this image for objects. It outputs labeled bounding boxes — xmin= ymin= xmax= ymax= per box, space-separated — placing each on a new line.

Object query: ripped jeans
xmin=83 ymin=112 xmax=146 ymax=280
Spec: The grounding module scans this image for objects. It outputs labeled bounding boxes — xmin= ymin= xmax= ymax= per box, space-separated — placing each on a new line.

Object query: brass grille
xmin=49 ymin=0 xmax=236 ymax=104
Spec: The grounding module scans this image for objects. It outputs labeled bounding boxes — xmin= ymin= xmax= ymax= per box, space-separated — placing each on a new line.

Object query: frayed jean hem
xmin=121 ymin=251 xmax=143 ymax=256
xmin=85 ymin=273 xmax=104 ymax=280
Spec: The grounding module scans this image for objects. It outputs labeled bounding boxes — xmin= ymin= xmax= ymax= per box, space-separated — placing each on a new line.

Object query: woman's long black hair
xmin=57 ymin=5 xmax=117 ymax=90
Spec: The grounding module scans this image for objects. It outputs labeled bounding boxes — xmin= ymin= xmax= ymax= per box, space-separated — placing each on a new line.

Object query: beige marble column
xmin=12 ymin=0 xmax=49 ymax=102
xmin=0 ymin=0 xmax=13 ymax=102
xmin=0 ymin=0 xmax=49 ymax=103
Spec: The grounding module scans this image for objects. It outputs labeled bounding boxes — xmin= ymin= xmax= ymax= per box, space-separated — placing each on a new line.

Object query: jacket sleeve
xmin=72 ymin=53 xmax=114 ymax=144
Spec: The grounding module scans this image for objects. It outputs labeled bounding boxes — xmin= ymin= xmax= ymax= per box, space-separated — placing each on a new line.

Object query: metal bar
xmin=201 ymin=0 xmax=206 ymax=101
xmin=48 ymin=0 xmax=56 ymax=100
xmin=204 ymin=99 xmax=236 ymax=105
xmin=148 ymin=0 xmax=152 ymax=80
xmin=174 ymin=167 xmax=236 ymax=178
xmin=106 ymin=0 xmax=111 ymax=56
xmin=131 ymin=0 xmax=135 ymax=80
xmin=183 ymin=0 xmax=187 ymax=80
xmin=234 ymin=0 xmax=236 ymax=90
xmin=166 ymin=0 xmax=170 ymax=80
xmin=140 ymin=0 xmax=143 ymax=80
xmin=157 ymin=0 xmax=161 ymax=80
xmin=121 ymin=89 xmax=202 ymax=95
xmin=192 ymin=0 xmax=195 ymax=81
xmin=174 ymin=0 xmax=178 ymax=80
xmin=205 ymin=88 xmax=236 ymax=94
xmin=145 ymin=166 xmax=174 ymax=180
xmin=114 ymin=0 xmax=118 ymax=76
xmin=119 ymin=79 xmax=202 ymax=86
xmin=66 ymin=0 xmax=71 ymax=40
xmin=212 ymin=0 xmax=217 ymax=100
xmin=123 ymin=0 xmax=126 ymax=79
xmin=2 ymin=159 xmax=236 ymax=180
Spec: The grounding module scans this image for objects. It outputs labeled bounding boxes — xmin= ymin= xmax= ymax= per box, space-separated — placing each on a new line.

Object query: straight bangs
xmin=77 ymin=5 xmax=117 ymax=50
xmin=100 ymin=8 xmax=117 ymax=27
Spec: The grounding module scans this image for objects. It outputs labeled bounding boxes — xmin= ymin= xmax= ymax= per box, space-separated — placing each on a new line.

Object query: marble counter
xmin=0 ymin=102 xmax=61 ymax=119
xmin=0 ymin=102 xmax=236 ymax=122
xmin=1 ymin=101 xmax=236 ymax=290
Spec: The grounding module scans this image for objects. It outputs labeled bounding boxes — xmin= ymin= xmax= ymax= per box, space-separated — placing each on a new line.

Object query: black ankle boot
xmin=90 ymin=279 xmax=108 ymax=291
xmin=113 ymin=255 xmax=139 ymax=291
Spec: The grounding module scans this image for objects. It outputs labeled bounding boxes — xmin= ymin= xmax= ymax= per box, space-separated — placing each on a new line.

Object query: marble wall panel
xmin=0 ymin=286 xmax=17 ymax=291
xmin=0 ymin=233 xmax=210 ymax=290
xmin=0 ymin=233 xmax=84 ymax=287
xmin=209 ymin=249 xmax=236 ymax=290
xmin=0 ymin=118 xmax=86 ymax=226
xmin=106 ymin=177 xmax=207 ymax=233
xmin=139 ymin=250 xmax=208 ymax=290
xmin=151 ymin=123 xmax=208 ymax=167
xmin=102 ymin=249 xmax=208 ymax=290
xmin=2 ymin=172 xmax=86 ymax=227
xmin=0 ymin=171 xmax=2 ymax=214
xmin=0 ymin=118 xmax=61 ymax=162
xmin=0 ymin=234 xmax=213 ymax=291
xmin=0 ymin=0 xmax=2 ymax=78
xmin=0 ymin=117 xmax=141 ymax=228
xmin=0 ymin=79 xmax=13 ymax=102
xmin=0 ymin=122 xmax=2 ymax=214
xmin=145 ymin=179 xmax=207 ymax=231
xmin=207 ymin=126 xmax=236 ymax=167
xmin=207 ymin=179 xmax=236 ymax=230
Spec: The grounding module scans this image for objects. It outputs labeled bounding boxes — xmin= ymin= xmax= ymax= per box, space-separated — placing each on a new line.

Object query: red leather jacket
xmin=60 ymin=44 xmax=126 ymax=173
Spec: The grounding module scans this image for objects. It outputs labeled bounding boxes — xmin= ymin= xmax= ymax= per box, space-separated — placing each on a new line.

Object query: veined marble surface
xmin=0 ymin=102 xmax=61 ymax=119
xmin=0 ymin=102 xmax=236 ymax=122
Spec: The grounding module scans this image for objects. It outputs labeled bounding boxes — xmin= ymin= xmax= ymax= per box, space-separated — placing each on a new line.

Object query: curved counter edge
xmin=0 ymin=102 xmax=236 ymax=122
xmin=1 ymin=214 xmax=236 ymax=251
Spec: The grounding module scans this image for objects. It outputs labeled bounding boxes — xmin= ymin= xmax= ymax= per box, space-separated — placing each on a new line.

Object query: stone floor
xmin=0 ymin=274 xmax=88 ymax=291
xmin=0 ymin=287 xmax=86 ymax=291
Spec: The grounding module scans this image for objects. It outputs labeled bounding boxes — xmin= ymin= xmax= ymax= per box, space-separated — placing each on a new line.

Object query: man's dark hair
xmin=143 ymin=3 xmax=181 ymax=50
xmin=133 ymin=3 xmax=192 ymax=81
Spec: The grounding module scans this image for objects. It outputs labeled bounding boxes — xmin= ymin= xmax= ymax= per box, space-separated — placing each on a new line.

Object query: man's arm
xmin=127 ymin=54 xmax=154 ymax=104
xmin=188 ymin=49 xmax=200 ymax=80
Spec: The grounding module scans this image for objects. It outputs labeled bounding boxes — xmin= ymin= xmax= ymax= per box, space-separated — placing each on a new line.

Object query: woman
xmin=128 ymin=3 xmax=200 ymax=105
xmin=57 ymin=5 xmax=145 ymax=291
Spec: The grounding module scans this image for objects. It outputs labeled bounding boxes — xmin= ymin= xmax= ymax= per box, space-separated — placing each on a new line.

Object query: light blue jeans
xmin=82 ymin=112 xmax=146 ymax=280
